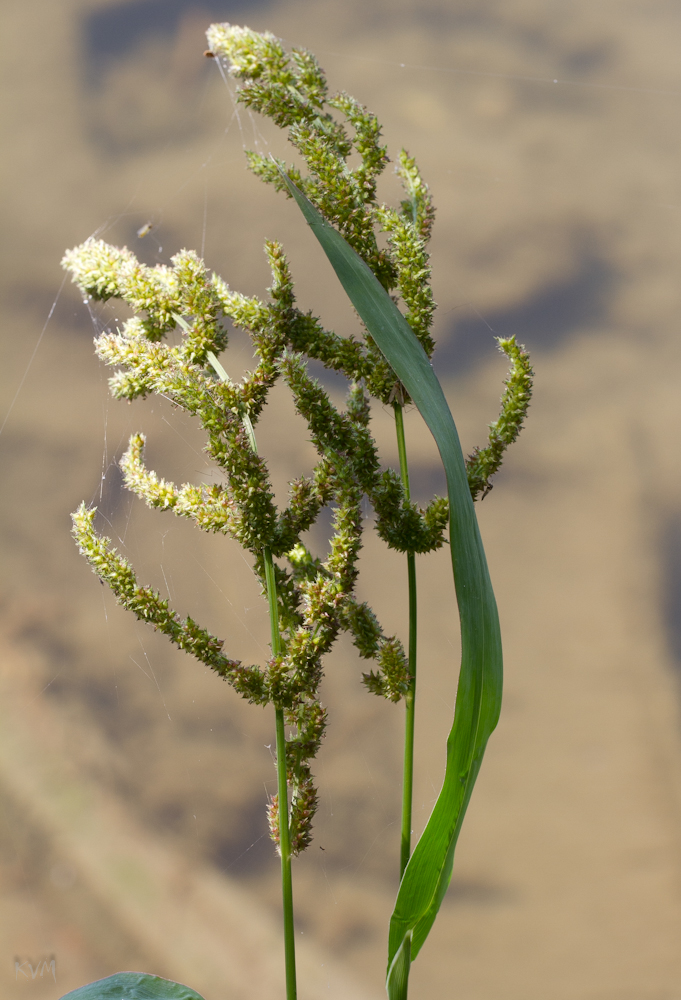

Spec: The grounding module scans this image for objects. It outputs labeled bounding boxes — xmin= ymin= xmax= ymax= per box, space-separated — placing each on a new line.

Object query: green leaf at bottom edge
xmin=58 ymin=972 xmax=205 ymax=1000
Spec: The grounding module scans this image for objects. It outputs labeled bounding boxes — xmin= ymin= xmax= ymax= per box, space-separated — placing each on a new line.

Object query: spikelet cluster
xmin=206 ymin=25 xmax=533 ymax=515
xmin=63 ymin=26 xmax=533 ymax=854
xmin=62 ymin=235 xmax=410 ymax=854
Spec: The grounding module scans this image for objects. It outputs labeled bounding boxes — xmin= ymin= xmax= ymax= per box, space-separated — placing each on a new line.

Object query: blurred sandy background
xmin=3 ymin=0 xmax=681 ymax=998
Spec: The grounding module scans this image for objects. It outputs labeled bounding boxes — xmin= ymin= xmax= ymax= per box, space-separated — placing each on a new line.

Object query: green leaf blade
xmin=280 ymin=171 xmax=503 ymax=994
xmin=58 ymin=972 xmax=206 ymax=1000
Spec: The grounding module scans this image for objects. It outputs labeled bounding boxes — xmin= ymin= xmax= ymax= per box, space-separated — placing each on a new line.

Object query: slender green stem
xmin=394 ymin=403 xmax=418 ymax=882
xmin=209 ymin=356 xmax=299 ymax=1000
xmin=401 ymin=553 xmax=417 ymax=874
xmin=275 ymin=708 xmax=297 ymax=1000
xmin=264 ymin=547 xmax=298 ymax=1000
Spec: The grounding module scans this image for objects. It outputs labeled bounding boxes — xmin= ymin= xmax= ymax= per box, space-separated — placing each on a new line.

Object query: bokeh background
xmin=3 ymin=1 xmax=681 ymax=998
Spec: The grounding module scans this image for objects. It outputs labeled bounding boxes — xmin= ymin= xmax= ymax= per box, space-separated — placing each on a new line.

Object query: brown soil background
xmin=3 ymin=1 xmax=681 ymax=998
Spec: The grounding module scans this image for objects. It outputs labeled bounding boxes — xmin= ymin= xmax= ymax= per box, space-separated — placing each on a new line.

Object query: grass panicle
xmin=60 ymin=23 xmax=533 ymax=1000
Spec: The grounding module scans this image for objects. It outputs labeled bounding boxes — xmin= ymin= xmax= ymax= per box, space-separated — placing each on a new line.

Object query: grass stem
xmin=209 ymin=369 xmax=299 ymax=1000
xmin=394 ymin=403 xmax=418 ymax=882
xmin=264 ymin=546 xmax=298 ymax=1000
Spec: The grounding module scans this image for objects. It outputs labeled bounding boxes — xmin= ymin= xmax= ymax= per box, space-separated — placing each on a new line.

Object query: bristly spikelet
xmin=62 ymin=240 xmax=137 ymax=302
xmin=396 ymin=149 xmax=435 ymax=241
xmin=362 ymin=637 xmax=410 ymax=703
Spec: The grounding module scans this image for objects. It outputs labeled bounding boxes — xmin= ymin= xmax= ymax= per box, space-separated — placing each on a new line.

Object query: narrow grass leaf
xmin=59 ymin=972 xmax=205 ymax=1000
xmin=280 ymin=172 xmax=503 ymax=994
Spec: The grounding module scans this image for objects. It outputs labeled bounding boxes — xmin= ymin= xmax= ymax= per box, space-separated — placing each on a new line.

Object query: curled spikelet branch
xmin=338 ymin=598 xmax=409 ymax=702
xmin=71 ymin=504 xmax=268 ymax=703
xmin=466 ymin=336 xmax=534 ymax=500
xmin=370 ymin=470 xmax=449 ymax=554
xmin=120 ymin=433 xmax=240 ymax=533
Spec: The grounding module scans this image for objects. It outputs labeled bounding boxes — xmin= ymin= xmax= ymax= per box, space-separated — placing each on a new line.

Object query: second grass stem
xmin=394 ymin=403 xmax=418 ymax=881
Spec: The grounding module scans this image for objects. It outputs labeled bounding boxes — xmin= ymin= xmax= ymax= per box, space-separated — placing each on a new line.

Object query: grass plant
xmin=59 ymin=23 xmax=533 ymax=1000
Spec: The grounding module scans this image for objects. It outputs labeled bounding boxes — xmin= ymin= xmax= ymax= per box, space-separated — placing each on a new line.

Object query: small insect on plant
xmin=59 ymin=24 xmax=532 ymax=1000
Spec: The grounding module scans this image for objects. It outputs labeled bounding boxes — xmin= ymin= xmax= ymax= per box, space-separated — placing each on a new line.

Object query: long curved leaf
xmin=59 ymin=972 xmax=205 ymax=1000
xmin=280 ymin=173 xmax=503 ymax=994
